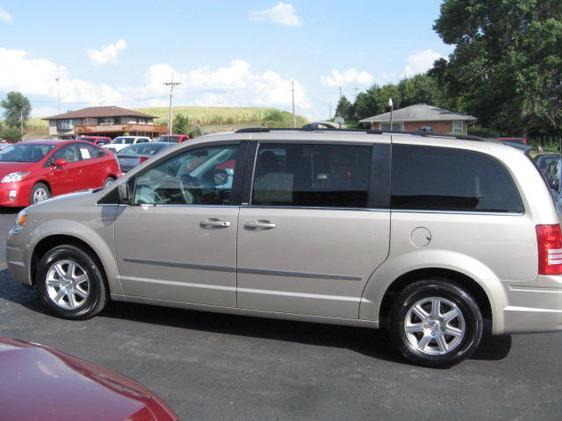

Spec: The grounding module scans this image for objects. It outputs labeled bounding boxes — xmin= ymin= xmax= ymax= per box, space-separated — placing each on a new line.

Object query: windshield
xmin=119 ymin=143 xmax=165 ymax=155
xmin=0 ymin=144 xmax=56 ymax=162
xmin=157 ymin=136 xmax=180 ymax=143
xmin=112 ymin=137 xmax=135 ymax=145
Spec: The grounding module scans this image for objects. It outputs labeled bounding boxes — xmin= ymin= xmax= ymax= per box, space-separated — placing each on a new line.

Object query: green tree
xmin=353 ymin=83 xmax=401 ymax=122
xmin=1 ymin=126 xmax=22 ymax=142
xmin=335 ymin=96 xmax=354 ymax=122
xmin=433 ymin=0 xmax=562 ymax=136
xmin=1 ymin=92 xmax=32 ymax=131
xmin=173 ymin=113 xmax=190 ymax=135
xmin=398 ymin=74 xmax=445 ymax=108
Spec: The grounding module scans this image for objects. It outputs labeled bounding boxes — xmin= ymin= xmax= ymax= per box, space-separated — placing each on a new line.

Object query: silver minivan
xmin=6 ymin=129 xmax=562 ymax=367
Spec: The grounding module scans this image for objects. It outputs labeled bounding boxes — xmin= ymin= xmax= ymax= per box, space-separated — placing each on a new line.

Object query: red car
xmin=497 ymin=137 xmax=528 ymax=145
xmin=157 ymin=134 xmax=191 ymax=143
xmin=0 ymin=336 xmax=178 ymax=420
xmin=0 ymin=140 xmax=120 ymax=207
xmin=77 ymin=136 xmax=112 ymax=146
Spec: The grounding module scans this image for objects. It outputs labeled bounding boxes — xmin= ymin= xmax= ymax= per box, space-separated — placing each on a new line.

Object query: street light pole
xmin=388 ymin=97 xmax=394 ymax=132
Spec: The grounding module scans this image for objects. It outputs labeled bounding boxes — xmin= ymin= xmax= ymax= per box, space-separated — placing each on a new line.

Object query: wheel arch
xmin=359 ymin=250 xmax=509 ymax=334
xmin=27 ymin=224 xmax=122 ymax=296
xmin=378 ymin=268 xmax=493 ymax=330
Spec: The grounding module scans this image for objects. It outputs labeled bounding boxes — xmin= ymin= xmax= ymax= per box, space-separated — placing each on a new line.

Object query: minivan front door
xmin=236 ymin=142 xmax=391 ymax=319
xmin=113 ymin=143 xmax=243 ymax=307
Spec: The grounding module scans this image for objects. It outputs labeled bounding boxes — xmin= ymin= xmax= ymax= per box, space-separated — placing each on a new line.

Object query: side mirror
xmin=118 ymin=182 xmax=130 ymax=204
xmin=53 ymin=158 xmax=67 ymax=167
xmin=214 ymin=169 xmax=229 ymax=186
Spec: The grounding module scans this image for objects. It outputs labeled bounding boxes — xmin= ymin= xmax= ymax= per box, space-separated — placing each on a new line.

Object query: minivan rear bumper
xmin=502 ymin=276 xmax=562 ymax=334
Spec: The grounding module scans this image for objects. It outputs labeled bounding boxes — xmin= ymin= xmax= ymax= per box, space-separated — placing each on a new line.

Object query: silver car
xmin=6 ymin=129 xmax=562 ymax=367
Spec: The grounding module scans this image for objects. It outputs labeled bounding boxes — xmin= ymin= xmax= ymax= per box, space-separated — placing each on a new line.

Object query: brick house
xmin=45 ymin=106 xmax=167 ymax=139
xmin=359 ymin=103 xmax=477 ymax=135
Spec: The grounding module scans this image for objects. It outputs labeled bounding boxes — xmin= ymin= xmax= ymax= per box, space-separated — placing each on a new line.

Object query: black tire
xmin=103 ymin=176 xmax=115 ymax=188
xmin=388 ymin=279 xmax=483 ymax=368
xmin=30 ymin=182 xmax=51 ymax=205
xmin=36 ymin=244 xmax=108 ymax=320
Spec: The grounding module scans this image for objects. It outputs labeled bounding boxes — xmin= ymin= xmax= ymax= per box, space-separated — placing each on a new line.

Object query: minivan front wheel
xmin=36 ymin=244 xmax=108 ymax=320
xmin=388 ymin=279 xmax=483 ymax=367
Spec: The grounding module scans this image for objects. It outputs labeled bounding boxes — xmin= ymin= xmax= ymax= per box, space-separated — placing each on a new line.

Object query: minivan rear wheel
xmin=388 ymin=279 xmax=483 ymax=368
xmin=36 ymin=244 xmax=108 ymax=320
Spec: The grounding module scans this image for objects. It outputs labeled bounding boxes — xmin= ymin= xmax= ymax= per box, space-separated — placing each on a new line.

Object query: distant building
xmin=359 ymin=103 xmax=477 ymax=135
xmin=44 ymin=106 xmax=167 ymax=139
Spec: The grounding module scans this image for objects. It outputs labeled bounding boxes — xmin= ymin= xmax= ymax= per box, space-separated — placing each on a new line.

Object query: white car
xmin=102 ymin=136 xmax=151 ymax=153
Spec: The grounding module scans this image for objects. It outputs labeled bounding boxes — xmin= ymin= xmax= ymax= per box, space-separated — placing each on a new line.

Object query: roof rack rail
xmin=235 ymin=127 xmax=383 ymax=134
xmin=234 ymin=127 xmax=490 ymax=142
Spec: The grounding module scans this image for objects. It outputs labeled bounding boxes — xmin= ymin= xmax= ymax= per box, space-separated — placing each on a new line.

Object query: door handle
xmin=244 ymin=220 xmax=277 ymax=230
xmin=200 ymin=218 xmax=231 ymax=228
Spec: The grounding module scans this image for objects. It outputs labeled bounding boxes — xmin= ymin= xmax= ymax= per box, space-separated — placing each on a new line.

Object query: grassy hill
xmin=24 ymin=106 xmax=308 ymax=138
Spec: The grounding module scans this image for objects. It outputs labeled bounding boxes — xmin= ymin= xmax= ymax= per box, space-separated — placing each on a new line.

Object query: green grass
xmin=23 ymin=106 xmax=308 ymax=136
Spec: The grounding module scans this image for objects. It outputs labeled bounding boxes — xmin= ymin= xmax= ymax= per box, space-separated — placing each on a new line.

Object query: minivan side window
xmin=131 ymin=144 xmax=239 ymax=206
xmin=391 ymin=145 xmax=523 ymax=213
xmin=251 ymin=143 xmax=371 ymax=208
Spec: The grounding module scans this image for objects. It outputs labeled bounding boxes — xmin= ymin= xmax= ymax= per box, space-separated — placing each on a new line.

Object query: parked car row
xmin=0 ymin=135 xmax=192 ymax=207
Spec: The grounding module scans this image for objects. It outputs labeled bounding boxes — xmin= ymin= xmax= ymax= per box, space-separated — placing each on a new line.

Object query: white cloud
xmin=0 ymin=47 xmax=125 ymax=108
xmin=144 ymin=59 xmax=310 ymax=109
xmin=87 ymin=39 xmax=127 ymax=65
xmin=321 ymin=68 xmax=374 ymax=88
xmin=0 ymin=6 xmax=12 ymax=22
xmin=249 ymin=2 xmax=302 ymax=26
xmin=403 ymin=49 xmax=443 ymax=77
xmin=0 ymin=47 xmax=309 ymax=116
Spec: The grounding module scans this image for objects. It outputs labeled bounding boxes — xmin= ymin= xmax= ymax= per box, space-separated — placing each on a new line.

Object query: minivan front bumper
xmin=6 ymin=227 xmax=31 ymax=286
xmin=503 ymin=276 xmax=562 ymax=334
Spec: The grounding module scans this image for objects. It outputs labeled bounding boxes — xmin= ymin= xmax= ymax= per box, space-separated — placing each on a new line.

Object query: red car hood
xmin=0 ymin=161 xmax=36 ymax=177
xmin=0 ymin=337 xmax=178 ymax=421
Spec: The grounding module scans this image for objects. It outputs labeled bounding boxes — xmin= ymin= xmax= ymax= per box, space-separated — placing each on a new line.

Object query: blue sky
xmin=0 ymin=0 xmax=451 ymax=119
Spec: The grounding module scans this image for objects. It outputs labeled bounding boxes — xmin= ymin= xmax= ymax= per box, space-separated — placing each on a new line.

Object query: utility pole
xmin=55 ymin=67 xmax=62 ymax=113
xmin=388 ymin=97 xmax=394 ymax=132
xmin=353 ymin=86 xmax=359 ymax=100
xmin=164 ymin=74 xmax=181 ymax=134
xmin=329 ymin=101 xmax=332 ymax=120
xmin=291 ymin=80 xmax=296 ymax=128
xmin=338 ymin=85 xmax=343 ymax=101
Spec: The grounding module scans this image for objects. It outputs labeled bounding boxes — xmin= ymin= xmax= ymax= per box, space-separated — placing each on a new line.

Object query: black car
xmin=116 ymin=142 xmax=174 ymax=172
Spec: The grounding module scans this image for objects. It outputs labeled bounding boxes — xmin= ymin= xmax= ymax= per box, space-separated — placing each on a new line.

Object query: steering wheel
xmin=179 ymin=174 xmax=199 ymax=204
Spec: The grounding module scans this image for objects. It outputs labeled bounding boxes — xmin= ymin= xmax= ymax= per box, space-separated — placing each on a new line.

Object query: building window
xmin=56 ymin=120 xmax=73 ymax=131
xmin=452 ymin=121 xmax=464 ymax=134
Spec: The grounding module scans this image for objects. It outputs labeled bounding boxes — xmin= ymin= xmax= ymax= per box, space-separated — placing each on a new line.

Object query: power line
xmin=164 ymin=74 xmax=181 ymax=134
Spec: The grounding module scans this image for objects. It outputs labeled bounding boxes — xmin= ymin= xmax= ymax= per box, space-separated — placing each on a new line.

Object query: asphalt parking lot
xmin=0 ymin=209 xmax=561 ymax=420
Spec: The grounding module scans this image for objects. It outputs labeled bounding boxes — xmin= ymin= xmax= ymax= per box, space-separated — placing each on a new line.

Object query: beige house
xmin=360 ymin=103 xmax=477 ymax=135
xmin=45 ymin=106 xmax=167 ymax=139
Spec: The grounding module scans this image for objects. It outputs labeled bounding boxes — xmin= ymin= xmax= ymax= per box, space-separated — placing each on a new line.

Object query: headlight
xmin=1 ymin=172 xmax=30 ymax=183
xmin=16 ymin=209 xmax=28 ymax=227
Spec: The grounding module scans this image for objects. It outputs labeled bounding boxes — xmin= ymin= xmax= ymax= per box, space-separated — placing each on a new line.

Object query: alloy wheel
xmin=403 ymin=296 xmax=466 ymax=355
xmin=33 ymin=187 xmax=49 ymax=203
xmin=45 ymin=259 xmax=90 ymax=310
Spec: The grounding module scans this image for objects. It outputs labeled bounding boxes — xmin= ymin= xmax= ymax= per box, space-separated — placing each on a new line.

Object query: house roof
xmin=44 ymin=106 xmax=157 ymax=120
xmin=359 ymin=103 xmax=477 ymax=123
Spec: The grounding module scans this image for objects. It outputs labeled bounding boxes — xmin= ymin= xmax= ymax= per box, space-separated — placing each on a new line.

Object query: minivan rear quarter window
xmin=251 ymin=143 xmax=371 ymax=208
xmin=391 ymin=144 xmax=523 ymax=213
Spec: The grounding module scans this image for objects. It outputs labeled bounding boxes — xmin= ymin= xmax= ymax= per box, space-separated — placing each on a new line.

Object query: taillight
xmin=139 ymin=156 xmax=149 ymax=164
xmin=536 ymin=224 xmax=562 ymax=275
